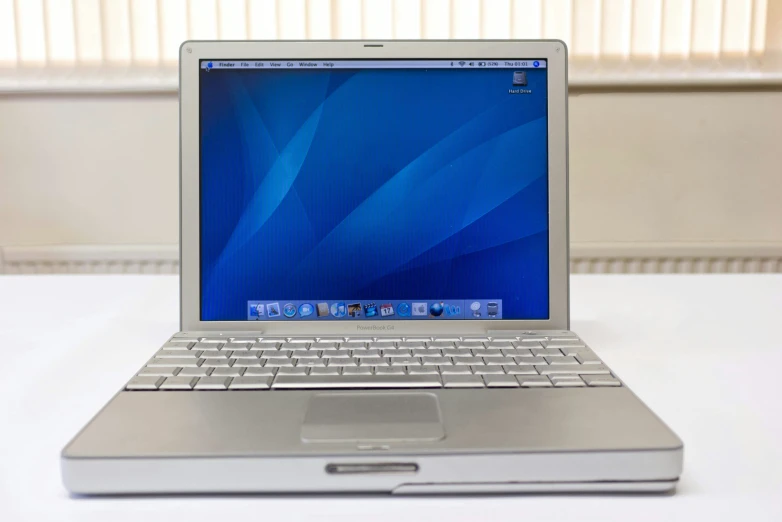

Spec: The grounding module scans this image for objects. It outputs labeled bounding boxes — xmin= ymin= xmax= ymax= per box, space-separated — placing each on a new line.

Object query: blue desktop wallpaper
xmin=200 ymin=65 xmax=549 ymax=320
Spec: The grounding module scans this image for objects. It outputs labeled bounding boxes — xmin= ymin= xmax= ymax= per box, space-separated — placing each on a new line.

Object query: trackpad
xmin=301 ymin=392 xmax=445 ymax=443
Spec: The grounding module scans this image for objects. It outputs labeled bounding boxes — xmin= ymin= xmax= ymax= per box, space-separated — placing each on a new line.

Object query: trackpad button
xmin=301 ymin=392 xmax=445 ymax=443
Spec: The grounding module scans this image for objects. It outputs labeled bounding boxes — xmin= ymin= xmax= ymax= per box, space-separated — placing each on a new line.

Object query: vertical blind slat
xmin=247 ymin=0 xmax=277 ymax=39
xmin=631 ymin=0 xmax=663 ymax=57
xmin=45 ymin=0 xmax=76 ymax=63
xmin=130 ymin=0 xmax=159 ymax=64
xmin=482 ymin=0 xmax=511 ymax=40
xmin=306 ymin=0 xmax=332 ymax=40
xmin=451 ymin=0 xmax=481 ymax=39
xmin=74 ymin=0 xmax=102 ymax=64
xmin=0 ymin=0 xmax=17 ymax=64
xmin=393 ymin=0 xmax=422 ymax=39
xmin=334 ymin=0 xmax=362 ymax=39
xmin=421 ymin=0 xmax=449 ymax=39
xmin=510 ymin=0 xmax=542 ymax=39
xmin=16 ymin=0 xmax=47 ymax=64
xmin=601 ymin=0 xmax=632 ymax=58
xmin=572 ymin=0 xmax=601 ymax=58
xmin=218 ymin=0 xmax=247 ymax=39
xmin=362 ymin=0 xmax=392 ymax=39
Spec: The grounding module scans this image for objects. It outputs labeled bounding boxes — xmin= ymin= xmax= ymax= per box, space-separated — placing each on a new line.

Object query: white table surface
xmin=1 ymin=274 xmax=781 ymax=521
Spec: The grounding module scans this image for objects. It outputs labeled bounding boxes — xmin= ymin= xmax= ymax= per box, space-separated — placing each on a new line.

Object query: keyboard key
xmin=422 ymin=357 xmax=452 ymax=366
xmin=340 ymin=341 xmax=367 ymax=349
xmin=537 ymin=365 xmax=611 ymax=375
xmin=228 ymin=337 xmax=260 ymax=343
xmin=357 ymin=357 xmax=386 ymax=366
xmin=211 ymin=367 xmax=245 ymax=377
xmin=443 ymin=348 xmax=472 ymax=357
xmin=412 ymin=349 xmax=443 ymax=357
xmin=194 ymin=377 xmax=232 ymax=390
xmin=200 ymin=350 xmax=231 ymax=359
xmin=454 ymin=357 xmax=484 ymax=366
xmin=147 ymin=357 xmax=202 ymax=367
xmin=398 ymin=342 xmax=426 ymax=349
xmin=309 ymin=367 xmax=341 ymax=376
xmin=177 ymin=367 xmax=213 ymax=377
xmin=326 ymin=359 xmax=359 ymax=367
xmin=262 ymin=359 xmax=294 ymax=367
xmin=260 ymin=349 xmax=286 ymax=358
xmin=486 ymin=343 xmax=514 ymax=350
xmin=341 ymin=367 xmax=372 ymax=375
xmin=583 ymin=375 xmax=622 ymax=387
xmin=501 ymin=348 xmax=532 ymax=357
xmin=126 ymin=376 xmax=165 ymax=390
xmin=271 ymin=375 xmax=441 ymax=389
xmin=552 ymin=378 xmax=586 ymax=387
xmin=532 ymin=348 xmax=563 ymax=357
xmin=439 ymin=366 xmax=472 ymax=374
xmin=471 ymin=365 xmax=504 ymax=375
xmin=514 ymin=356 xmax=547 ymax=366
xmin=232 ymin=359 xmax=263 ymax=367
xmin=295 ymin=358 xmax=326 ymax=367
xmin=489 ymin=338 xmax=519 ymax=343
xmin=443 ymin=374 xmax=484 ymax=388
xmin=374 ymin=367 xmax=406 ymax=375
xmin=322 ymin=350 xmax=352 ymax=358
xmin=244 ymin=367 xmax=277 ymax=376
xmin=428 ymin=341 xmax=455 ymax=349
xmin=483 ymin=375 xmax=520 ymax=388
xmin=502 ymin=365 xmax=538 ymax=375
xmin=457 ymin=342 xmax=485 ymax=350
xmin=161 ymin=341 xmax=194 ymax=350
xmin=138 ymin=367 xmax=179 ymax=377
xmin=231 ymin=350 xmax=262 ymax=359
xmin=223 ymin=342 xmax=251 ymax=351
xmin=517 ymin=375 xmax=553 ymax=387
xmin=353 ymin=349 xmax=382 ymax=357
xmin=280 ymin=342 xmax=309 ymax=350
xmin=483 ymin=357 xmax=515 ymax=365
xmin=390 ymin=357 xmax=421 ymax=366
xmin=546 ymin=356 xmax=579 ymax=365
xmin=201 ymin=359 xmax=233 ymax=367
xmin=159 ymin=376 xmax=198 ymax=390
xmin=383 ymin=348 xmax=412 ymax=357
xmin=408 ymin=366 xmax=439 ymax=375
xmin=287 ymin=338 xmax=315 ymax=343
xmin=368 ymin=342 xmax=396 ymax=349
xmin=276 ymin=367 xmax=308 ymax=375
xmin=479 ymin=349 xmax=504 ymax=357
xmin=194 ymin=341 xmax=223 ymax=350
xmin=229 ymin=376 xmax=272 ymax=390
xmin=293 ymin=351 xmax=321 ymax=359
xmin=311 ymin=342 xmax=339 ymax=350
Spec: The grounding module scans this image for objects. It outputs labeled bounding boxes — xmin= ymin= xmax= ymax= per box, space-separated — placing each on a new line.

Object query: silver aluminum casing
xmin=61 ymin=40 xmax=683 ymax=495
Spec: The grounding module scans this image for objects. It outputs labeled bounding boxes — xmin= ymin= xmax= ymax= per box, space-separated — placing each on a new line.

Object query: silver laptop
xmin=61 ymin=40 xmax=683 ymax=495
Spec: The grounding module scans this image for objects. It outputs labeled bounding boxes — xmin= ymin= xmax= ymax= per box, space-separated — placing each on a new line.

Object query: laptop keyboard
xmin=124 ymin=333 xmax=621 ymax=391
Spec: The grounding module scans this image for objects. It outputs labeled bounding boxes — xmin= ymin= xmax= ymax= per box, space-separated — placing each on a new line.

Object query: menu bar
xmin=201 ymin=59 xmax=546 ymax=70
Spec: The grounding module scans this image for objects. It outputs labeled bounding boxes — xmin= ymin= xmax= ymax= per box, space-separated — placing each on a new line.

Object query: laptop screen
xmin=199 ymin=59 xmax=549 ymax=322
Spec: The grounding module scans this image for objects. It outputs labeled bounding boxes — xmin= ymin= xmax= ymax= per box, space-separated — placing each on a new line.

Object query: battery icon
xmin=478 ymin=61 xmax=486 ymax=66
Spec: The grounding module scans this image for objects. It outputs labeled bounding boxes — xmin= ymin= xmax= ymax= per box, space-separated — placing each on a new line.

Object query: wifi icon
xmin=458 ymin=61 xmax=466 ymax=66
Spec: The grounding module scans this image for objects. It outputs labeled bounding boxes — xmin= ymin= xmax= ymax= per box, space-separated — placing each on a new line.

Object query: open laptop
xmin=61 ymin=40 xmax=683 ymax=494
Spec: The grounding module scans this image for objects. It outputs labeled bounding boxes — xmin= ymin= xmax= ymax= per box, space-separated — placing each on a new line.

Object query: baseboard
xmin=1 ymin=243 xmax=780 ymax=275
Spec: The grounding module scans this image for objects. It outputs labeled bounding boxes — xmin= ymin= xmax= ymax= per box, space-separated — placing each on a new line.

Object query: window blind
xmin=1 ymin=0 xmax=780 ymax=91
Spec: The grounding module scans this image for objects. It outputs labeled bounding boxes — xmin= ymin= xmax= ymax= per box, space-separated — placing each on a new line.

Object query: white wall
xmin=1 ymin=90 xmax=781 ymax=272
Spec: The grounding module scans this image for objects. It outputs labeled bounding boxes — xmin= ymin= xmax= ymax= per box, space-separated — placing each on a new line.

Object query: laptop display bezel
xmin=179 ymin=40 xmax=569 ymax=334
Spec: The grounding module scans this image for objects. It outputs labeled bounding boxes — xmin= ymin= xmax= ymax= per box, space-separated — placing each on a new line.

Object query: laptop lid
xmin=179 ymin=40 xmax=569 ymax=335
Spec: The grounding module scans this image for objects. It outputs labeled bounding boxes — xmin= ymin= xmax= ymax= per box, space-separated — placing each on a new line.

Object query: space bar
xmin=272 ymin=375 xmax=442 ymax=389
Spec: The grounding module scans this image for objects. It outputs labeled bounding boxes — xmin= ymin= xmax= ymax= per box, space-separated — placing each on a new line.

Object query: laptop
xmin=61 ymin=40 xmax=683 ymax=494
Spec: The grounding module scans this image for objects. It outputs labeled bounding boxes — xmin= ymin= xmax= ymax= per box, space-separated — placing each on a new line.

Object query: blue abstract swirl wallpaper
xmin=199 ymin=65 xmax=549 ymax=320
